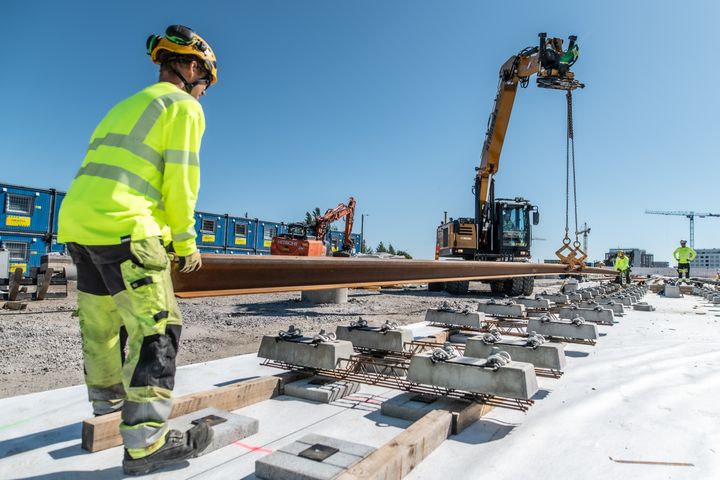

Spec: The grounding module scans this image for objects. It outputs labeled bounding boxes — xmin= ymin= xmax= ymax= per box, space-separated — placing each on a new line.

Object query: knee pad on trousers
xmin=130 ymin=324 xmax=181 ymax=390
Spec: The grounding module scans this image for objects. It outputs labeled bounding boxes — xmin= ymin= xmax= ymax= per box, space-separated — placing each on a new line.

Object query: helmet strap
xmin=167 ymin=63 xmax=199 ymax=94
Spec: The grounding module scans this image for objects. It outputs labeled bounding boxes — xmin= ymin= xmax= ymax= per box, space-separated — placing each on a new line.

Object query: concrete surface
xmin=2 ymin=288 xmax=719 ymax=480
xmin=257 ymin=336 xmax=354 ymax=370
xmin=380 ymin=392 xmax=472 ymax=422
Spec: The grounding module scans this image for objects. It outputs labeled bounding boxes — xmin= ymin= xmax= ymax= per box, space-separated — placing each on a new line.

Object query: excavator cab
xmin=494 ymin=198 xmax=538 ymax=258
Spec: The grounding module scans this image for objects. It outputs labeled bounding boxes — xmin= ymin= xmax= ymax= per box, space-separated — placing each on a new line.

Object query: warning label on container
xmin=9 ymin=263 xmax=27 ymax=273
xmin=235 ymin=237 xmax=247 ymax=245
xmin=201 ymin=235 xmax=215 ymax=243
xmin=264 ymin=240 xmax=272 ymax=247
xmin=6 ymin=216 xmax=31 ymax=227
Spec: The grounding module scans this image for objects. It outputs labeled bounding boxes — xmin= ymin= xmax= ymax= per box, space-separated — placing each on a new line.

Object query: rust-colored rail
xmin=172 ymin=254 xmax=615 ymax=298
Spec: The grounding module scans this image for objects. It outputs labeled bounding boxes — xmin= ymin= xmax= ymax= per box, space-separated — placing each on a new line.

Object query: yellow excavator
xmin=433 ymin=33 xmax=584 ymax=295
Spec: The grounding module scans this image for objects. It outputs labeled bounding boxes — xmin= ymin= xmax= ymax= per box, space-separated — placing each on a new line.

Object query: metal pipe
xmin=172 ymin=254 xmax=615 ymax=298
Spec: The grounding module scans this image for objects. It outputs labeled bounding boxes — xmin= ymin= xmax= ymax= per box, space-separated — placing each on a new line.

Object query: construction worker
xmin=673 ymin=240 xmax=697 ymax=283
xmin=614 ymin=250 xmax=630 ymax=285
xmin=57 ymin=25 xmax=217 ymax=475
xmin=558 ymin=36 xmax=579 ymax=75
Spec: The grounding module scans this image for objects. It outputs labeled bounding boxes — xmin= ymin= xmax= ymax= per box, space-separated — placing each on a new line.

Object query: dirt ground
xmin=0 ymin=279 xmax=564 ymax=399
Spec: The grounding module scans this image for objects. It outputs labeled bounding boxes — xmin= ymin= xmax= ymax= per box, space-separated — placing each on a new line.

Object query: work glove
xmin=179 ymin=250 xmax=202 ymax=273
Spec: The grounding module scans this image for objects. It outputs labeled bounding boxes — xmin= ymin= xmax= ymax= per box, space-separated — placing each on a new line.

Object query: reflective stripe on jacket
xmin=58 ymin=82 xmax=204 ymax=256
xmin=614 ymin=256 xmax=629 ymax=271
xmin=673 ymin=246 xmax=697 ymax=263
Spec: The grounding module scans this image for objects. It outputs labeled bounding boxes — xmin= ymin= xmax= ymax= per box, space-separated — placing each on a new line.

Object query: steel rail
xmin=172 ymin=254 xmax=616 ymax=298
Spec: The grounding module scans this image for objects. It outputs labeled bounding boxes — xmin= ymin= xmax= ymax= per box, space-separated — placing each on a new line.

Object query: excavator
xmin=271 ymin=197 xmax=357 ymax=257
xmin=433 ymin=33 xmax=584 ymax=296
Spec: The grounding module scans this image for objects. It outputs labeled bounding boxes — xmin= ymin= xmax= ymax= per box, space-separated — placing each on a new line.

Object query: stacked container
xmin=194 ymin=211 xmax=226 ymax=254
xmin=226 ymin=216 xmax=257 ymax=255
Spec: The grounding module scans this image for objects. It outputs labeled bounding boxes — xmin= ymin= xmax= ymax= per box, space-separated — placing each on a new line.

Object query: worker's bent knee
xmin=130 ymin=325 xmax=181 ymax=390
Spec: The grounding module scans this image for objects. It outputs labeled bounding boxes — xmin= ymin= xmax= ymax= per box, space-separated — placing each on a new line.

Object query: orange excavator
xmin=271 ymin=197 xmax=357 ymax=257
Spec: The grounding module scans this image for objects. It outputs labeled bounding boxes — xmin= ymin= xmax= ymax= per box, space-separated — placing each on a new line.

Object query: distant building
xmin=692 ymin=249 xmax=720 ymax=270
xmin=605 ymin=248 xmax=656 ymax=268
xmin=652 ymin=261 xmax=670 ymax=268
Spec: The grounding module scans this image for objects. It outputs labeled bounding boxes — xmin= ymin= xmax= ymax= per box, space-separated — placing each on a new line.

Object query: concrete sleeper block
xmin=526 ymin=318 xmax=598 ymax=341
xmin=168 ymin=407 xmax=258 ymax=457
xmin=464 ymin=337 xmax=566 ymax=371
xmin=407 ymin=352 xmax=538 ymax=400
xmin=258 ymin=336 xmax=354 ymax=370
xmin=424 ymin=309 xmax=486 ymax=329
xmin=335 ymin=325 xmax=413 ymax=353
xmin=559 ymin=306 xmax=614 ymax=325
xmin=476 ymin=302 xmax=526 ymax=317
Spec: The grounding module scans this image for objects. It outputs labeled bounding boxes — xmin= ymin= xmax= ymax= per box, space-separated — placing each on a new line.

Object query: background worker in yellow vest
xmin=614 ymin=250 xmax=630 ymax=284
xmin=673 ymin=240 xmax=697 ymax=283
xmin=58 ymin=25 xmax=218 ymax=476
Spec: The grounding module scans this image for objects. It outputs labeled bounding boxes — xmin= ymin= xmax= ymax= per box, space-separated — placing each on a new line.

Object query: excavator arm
xmin=315 ymin=197 xmax=356 ymax=252
xmin=474 ymin=34 xmax=584 ymax=242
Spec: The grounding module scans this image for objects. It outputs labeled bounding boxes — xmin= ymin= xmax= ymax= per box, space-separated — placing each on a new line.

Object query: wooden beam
xmin=81 ymin=371 xmax=306 ymax=452
xmin=338 ymin=409 xmax=452 ymax=480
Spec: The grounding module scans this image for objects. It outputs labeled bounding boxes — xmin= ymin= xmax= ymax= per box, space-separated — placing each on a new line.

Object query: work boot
xmin=122 ymin=423 xmax=213 ymax=476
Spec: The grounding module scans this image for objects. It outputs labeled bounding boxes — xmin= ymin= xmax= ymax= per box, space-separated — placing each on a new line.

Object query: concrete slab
xmin=407 ymin=352 xmax=538 ymax=399
xmin=284 ymin=377 xmax=360 ymax=403
xmin=380 ymin=392 xmax=469 ymax=422
xmin=258 ymin=335 xmax=354 ymax=370
xmin=567 ymin=292 xmax=583 ymax=302
xmin=664 ymin=285 xmax=682 ymax=298
xmin=424 ymin=309 xmax=485 ymax=329
xmin=476 ymin=301 xmax=526 ymax=318
xmin=301 ymin=288 xmax=349 ymax=304
xmin=514 ymin=297 xmax=551 ymax=309
xmin=559 ymin=306 xmax=615 ymax=325
xmin=633 ymin=302 xmax=656 ymax=312
xmin=169 ymin=407 xmax=258 ymax=456
xmin=335 ymin=324 xmax=413 ymax=353
xmin=256 ymin=433 xmax=375 ymax=480
xmin=526 ymin=318 xmax=599 ymax=341
xmin=464 ymin=337 xmax=566 ymax=371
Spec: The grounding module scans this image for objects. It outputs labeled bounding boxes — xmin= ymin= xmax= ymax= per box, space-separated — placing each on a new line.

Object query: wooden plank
xmin=81 ymin=371 xmax=306 ymax=452
xmin=451 ymin=401 xmax=494 ymax=434
xmin=8 ymin=268 xmax=23 ymax=301
xmin=338 ymin=409 xmax=453 ymax=480
xmin=34 ymin=267 xmax=53 ymax=300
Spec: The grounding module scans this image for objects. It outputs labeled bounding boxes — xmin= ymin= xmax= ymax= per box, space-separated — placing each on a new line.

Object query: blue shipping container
xmin=0 ymin=183 xmax=52 ymax=234
xmin=49 ymin=236 xmax=66 ymax=254
xmin=0 ymin=233 xmax=46 ymax=276
xmin=255 ymin=221 xmax=283 ymax=254
xmin=226 ymin=217 xmax=257 ymax=253
xmin=194 ymin=212 xmax=226 ymax=248
xmin=198 ymin=246 xmax=225 ymax=254
xmin=327 ymin=231 xmax=361 ymax=254
xmin=51 ymin=191 xmax=66 ymax=235
xmin=226 ymin=248 xmax=255 ymax=256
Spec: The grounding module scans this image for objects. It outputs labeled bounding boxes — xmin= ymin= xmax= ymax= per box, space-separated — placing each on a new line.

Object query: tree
xmin=396 ymin=250 xmax=413 ymax=259
xmin=361 ymin=242 xmax=374 ymax=254
xmin=376 ymin=242 xmax=387 ymax=253
xmin=387 ymin=243 xmax=396 ymax=255
xmin=303 ymin=207 xmax=322 ymax=227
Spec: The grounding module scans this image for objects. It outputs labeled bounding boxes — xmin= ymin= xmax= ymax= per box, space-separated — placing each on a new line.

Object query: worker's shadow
xmin=452 ymin=418 xmax=517 ymax=445
xmin=0 ymin=422 xmax=81 ymax=460
xmin=17 ymin=463 xmax=188 ymax=479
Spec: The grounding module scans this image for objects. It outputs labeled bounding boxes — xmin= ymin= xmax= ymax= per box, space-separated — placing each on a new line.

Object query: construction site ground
xmin=1 ymin=281 xmax=719 ymax=479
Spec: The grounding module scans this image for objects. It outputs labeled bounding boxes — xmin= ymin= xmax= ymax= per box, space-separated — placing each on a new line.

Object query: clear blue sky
xmin=3 ymin=0 xmax=719 ymax=261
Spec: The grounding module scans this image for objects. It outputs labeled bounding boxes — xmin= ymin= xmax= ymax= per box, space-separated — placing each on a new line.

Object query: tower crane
xmin=645 ymin=210 xmax=720 ymax=248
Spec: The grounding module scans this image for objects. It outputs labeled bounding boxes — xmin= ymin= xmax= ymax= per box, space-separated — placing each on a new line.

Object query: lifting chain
xmin=555 ymin=90 xmax=587 ymax=268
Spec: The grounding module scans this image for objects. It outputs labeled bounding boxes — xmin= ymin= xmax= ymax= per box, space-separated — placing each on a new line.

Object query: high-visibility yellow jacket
xmin=58 ymin=82 xmax=204 ymax=256
xmin=673 ymin=246 xmax=697 ymax=263
xmin=614 ymin=255 xmax=629 ymax=271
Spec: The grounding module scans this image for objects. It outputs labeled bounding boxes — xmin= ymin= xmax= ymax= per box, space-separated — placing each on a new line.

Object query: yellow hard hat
xmin=147 ymin=25 xmax=218 ymax=85
xmin=618 ymin=250 xmax=624 ymax=255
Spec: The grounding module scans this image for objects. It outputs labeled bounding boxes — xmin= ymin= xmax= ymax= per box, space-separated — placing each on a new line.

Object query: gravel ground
xmin=0 ymin=279 xmax=564 ymax=399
